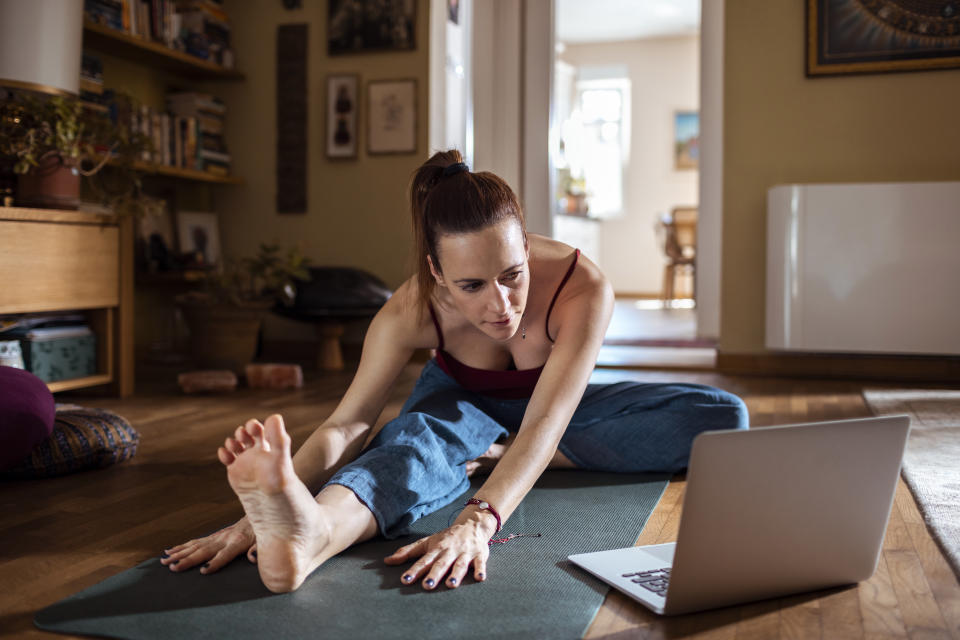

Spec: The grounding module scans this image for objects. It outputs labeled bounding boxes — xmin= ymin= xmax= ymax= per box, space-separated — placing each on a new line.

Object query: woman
xmin=161 ymin=150 xmax=748 ymax=593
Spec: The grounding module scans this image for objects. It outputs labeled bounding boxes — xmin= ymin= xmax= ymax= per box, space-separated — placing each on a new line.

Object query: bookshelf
xmin=131 ymin=160 xmax=243 ymax=184
xmin=82 ymin=20 xmax=244 ymax=81
xmin=0 ymin=207 xmax=134 ymax=397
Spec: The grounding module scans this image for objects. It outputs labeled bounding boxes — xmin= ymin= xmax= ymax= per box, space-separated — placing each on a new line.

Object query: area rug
xmin=863 ymin=389 xmax=960 ymax=578
xmin=35 ymin=471 xmax=668 ymax=640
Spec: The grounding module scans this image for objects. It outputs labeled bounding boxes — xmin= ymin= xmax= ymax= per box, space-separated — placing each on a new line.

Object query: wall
xmin=207 ymin=0 xmax=431 ymax=342
xmin=722 ymin=1 xmax=960 ymax=354
xmin=559 ymin=36 xmax=699 ymax=295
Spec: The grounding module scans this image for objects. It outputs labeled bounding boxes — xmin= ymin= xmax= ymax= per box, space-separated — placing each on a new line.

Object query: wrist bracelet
xmin=465 ymin=498 xmax=502 ymax=533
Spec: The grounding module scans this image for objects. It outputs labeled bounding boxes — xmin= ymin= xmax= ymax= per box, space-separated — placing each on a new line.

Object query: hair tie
xmin=442 ymin=162 xmax=469 ymax=177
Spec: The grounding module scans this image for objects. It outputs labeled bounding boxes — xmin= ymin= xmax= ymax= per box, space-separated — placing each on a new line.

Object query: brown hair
xmin=409 ymin=149 xmax=527 ymax=314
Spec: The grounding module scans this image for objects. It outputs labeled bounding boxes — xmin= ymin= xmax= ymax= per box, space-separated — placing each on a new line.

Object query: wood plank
xmin=886 ymin=549 xmax=950 ymax=638
xmin=0 ymin=219 xmax=119 ymax=313
xmin=779 ymin=595 xmax=822 ymax=640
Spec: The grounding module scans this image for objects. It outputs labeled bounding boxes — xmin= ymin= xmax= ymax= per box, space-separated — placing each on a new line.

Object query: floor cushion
xmin=1 ymin=405 xmax=140 ymax=479
xmin=0 ymin=365 xmax=56 ymax=470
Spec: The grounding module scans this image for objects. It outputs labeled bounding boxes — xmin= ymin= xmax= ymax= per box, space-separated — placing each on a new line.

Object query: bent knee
xmin=713 ymin=390 xmax=749 ymax=431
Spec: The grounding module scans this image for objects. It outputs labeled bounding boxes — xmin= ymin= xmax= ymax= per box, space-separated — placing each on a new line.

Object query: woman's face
xmin=430 ymin=219 xmax=529 ymax=342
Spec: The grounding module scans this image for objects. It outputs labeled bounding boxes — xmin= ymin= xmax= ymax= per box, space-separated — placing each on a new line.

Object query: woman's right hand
xmin=160 ymin=517 xmax=256 ymax=575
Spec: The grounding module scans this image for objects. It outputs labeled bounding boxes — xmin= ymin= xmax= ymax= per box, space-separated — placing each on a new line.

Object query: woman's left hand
xmin=383 ymin=509 xmax=496 ymax=589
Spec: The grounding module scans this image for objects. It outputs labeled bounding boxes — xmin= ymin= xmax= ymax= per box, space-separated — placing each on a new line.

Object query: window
xmin=558 ymin=77 xmax=630 ymax=218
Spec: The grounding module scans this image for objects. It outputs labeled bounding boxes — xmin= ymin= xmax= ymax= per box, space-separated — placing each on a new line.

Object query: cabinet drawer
xmin=0 ymin=220 xmax=119 ymax=313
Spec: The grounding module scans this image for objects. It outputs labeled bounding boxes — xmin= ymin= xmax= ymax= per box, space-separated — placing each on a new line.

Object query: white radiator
xmin=766 ymin=182 xmax=960 ymax=356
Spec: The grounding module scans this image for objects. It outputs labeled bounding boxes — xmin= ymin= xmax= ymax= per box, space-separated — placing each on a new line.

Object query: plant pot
xmin=16 ymin=153 xmax=80 ymax=210
xmin=177 ymin=299 xmax=272 ymax=372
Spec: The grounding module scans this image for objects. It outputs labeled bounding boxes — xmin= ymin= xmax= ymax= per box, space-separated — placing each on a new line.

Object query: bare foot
xmin=219 ymin=415 xmax=331 ymax=593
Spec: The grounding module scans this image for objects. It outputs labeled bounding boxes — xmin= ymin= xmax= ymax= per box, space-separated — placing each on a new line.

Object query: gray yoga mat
xmin=36 ymin=471 xmax=668 ymax=640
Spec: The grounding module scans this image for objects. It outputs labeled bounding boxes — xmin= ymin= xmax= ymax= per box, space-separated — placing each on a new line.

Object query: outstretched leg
xmin=220 ymin=415 xmax=377 ymax=592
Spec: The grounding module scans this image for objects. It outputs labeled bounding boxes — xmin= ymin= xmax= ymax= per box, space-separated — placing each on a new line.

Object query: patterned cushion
xmin=1 ymin=405 xmax=140 ymax=479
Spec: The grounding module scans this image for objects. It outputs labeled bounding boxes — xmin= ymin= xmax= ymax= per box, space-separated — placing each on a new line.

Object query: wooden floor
xmin=1 ymin=363 xmax=959 ymax=640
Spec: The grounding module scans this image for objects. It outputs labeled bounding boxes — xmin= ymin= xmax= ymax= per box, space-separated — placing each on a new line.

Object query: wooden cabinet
xmin=0 ymin=207 xmax=134 ymax=396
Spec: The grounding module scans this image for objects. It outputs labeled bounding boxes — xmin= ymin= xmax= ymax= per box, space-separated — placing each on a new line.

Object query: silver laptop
xmin=568 ymin=415 xmax=911 ymax=616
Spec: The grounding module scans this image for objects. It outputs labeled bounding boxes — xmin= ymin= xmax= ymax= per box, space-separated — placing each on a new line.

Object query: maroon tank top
xmin=428 ymin=249 xmax=580 ymax=399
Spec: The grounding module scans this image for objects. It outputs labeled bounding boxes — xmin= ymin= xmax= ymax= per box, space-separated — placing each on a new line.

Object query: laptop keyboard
xmin=622 ymin=567 xmax=671 ymax=597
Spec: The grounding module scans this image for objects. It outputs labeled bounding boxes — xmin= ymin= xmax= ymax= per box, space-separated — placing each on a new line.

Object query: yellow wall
xmin=214 ymin=0 xmax=430 ymax=290
xmin=721 ymin=1 xmax=960 ymax=354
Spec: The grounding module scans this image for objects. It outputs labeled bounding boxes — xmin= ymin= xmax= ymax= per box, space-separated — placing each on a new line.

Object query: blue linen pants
xmin=327 ymin=359 xmax=748 ymax=538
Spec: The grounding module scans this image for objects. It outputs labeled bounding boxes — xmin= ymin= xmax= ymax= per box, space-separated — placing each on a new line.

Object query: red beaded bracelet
xmin=464 ymin=498 xmax=502 ymax=533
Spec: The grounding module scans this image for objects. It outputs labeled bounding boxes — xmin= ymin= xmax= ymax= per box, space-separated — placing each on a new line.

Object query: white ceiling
xmin=556 ymin=0 xmax=701 ymax=44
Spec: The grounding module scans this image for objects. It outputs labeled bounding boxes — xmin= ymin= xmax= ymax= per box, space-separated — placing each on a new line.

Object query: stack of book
xmin=83 ymin=0 xmax=234 ymax=68
xmin=166 ymin=92 xmax=230 ymax=175
xmin=79 ymin=53 xmax=106 ymax=110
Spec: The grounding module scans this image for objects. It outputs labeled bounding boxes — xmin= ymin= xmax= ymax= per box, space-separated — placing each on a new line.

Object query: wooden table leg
xmin=315 ymin=322 xmax=345 ymax=371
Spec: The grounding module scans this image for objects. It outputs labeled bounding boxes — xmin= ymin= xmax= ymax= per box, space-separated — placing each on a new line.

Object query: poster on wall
xmin=328 ymin=0 xmax=416 ymax=55
xmin=367 ymin=79 xmax=417 ymax=155
xmin=807 ymin=0 xmax=960 ymax=76
xmin=327 ymin=74 xmax=359 ymax=158
xmin=674 ymin=111 xmax=699 ymax=171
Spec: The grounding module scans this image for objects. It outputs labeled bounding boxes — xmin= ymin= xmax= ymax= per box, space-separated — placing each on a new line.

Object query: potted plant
xmin=176 ymin=243 xmax=311 ymax=371
xmin=0 ymin=90 xmax=153 ymax=211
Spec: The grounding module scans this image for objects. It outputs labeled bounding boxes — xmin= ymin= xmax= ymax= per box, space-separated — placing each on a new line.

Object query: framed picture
xmin=137 ymin=203 xmax=176 ymax=272
xmin=176 ymin=211 xmax=221 ymax=268
xmin=328 ymin=0 xmax=416 ymax=55
xmin=807 ymin=0 xmax=960 ymax=76
xmin=674 ymin=111 xmax=699 ymax=171
xmin=367 ymin=79 xmax=417 ymax=155
xmin=327 ymin=74 xmax=359 ymax=159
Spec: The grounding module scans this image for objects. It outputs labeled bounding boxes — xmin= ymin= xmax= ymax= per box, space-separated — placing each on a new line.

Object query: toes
xmin=243 ymin=419 xmax=265 ymax=446
xmin=218 ymin=446 xmax=235 ymax=466
xmin=225 ymin=437 xmax=244 ymax=457
xmin=263 ymin=415 xmax=290 ymax=453
xmin=235 ymin=425 xmax=256 ymax=448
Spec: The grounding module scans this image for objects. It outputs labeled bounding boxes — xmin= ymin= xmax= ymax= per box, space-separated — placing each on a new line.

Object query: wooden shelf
xmin=82 ymin=20 xmax=244 ymax=81
xmin=47 ymin=374 xmax=114 ymax=394
xmin=131 ymin=160 xmax=243 ymax=185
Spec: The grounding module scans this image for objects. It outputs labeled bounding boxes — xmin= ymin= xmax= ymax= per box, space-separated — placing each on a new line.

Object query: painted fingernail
xmin=425 ymin=578 xmax=435 ymax=588
xmin=171 ymin=560 xmax=179 ymax=565
xmin=402 ymin=574 xmax=413 ymax=583
xmin=160 ymin=552 xmax=169 ymax=559
xmin=449 ymin=577 xmax=457 ymax=586
xmin=477 ymin=572 xmax=485 ymax=580
xmin=202 ymin=563 xmax=210 ymax=569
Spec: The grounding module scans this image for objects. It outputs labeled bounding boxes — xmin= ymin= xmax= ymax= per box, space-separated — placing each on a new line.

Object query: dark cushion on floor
xmin=0 ymin=365 xmax=56 ymax=470
xmin=275 ymin=266 xmax=392 ymax=319
xmin=1 ymin=405 xmax=140 ymax=479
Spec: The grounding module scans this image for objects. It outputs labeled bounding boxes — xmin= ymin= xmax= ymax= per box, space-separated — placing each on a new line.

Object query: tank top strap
xmin=544 ymin=248 xmax=580 ymax=343
xmin=427 ymin=303 xmax=445 ymax=350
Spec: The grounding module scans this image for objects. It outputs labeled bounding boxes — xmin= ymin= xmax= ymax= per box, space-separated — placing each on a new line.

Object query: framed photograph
xmin=328 ymin=0 xmax=416 ymax=55
xmin=176 ymin=211 xmax=221 ymax=268
xmin=367 ymin=79 xmax=417 ymax=155
xmin=138 ymin=204 xmax=176 ymax=271
xmin=327 ymin=74 xmax=359 ymax=159
xmin=674 ymin=111 xmax=699 ymax=171
xmin=807 ymin=0 xmax=960 ymax=76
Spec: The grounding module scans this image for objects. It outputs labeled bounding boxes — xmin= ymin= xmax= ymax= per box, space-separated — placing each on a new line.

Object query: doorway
xmin=551 ymin=0 xmax=715 ymax=368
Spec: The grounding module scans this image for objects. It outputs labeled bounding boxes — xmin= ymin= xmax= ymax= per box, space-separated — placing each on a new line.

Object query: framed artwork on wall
xmin=328 ymin=0 xmax=416 ymax=55
xmin=176 ymin=211 xmax=221 ymax=269
xmin=367 ymin=79 xmax=417 ymax=155
xmin=807 ymin=0 xmax=960 ymax=76
xmin=327 ymin=74 xmax=359 ymax=159
xmin=674 ymin=111 xmax=699 ymax=171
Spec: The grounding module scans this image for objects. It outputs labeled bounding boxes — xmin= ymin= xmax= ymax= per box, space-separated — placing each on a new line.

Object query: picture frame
xmin=137 ymin=204 xmax=176 ymax=272
xmin=328 ymin=0 xmax=416 ymax=55
xmin=674 ymin=111 xmax=699 ymax=171
xmin=807 ymin=0 xmax=960 ymax=76
xmin=326 ymin=74 xmax=359 ymax=159
xmin=176 ymin=211 xmax=221 ymax=268
xmin=367 ymin=79 xmax=417 ymax=155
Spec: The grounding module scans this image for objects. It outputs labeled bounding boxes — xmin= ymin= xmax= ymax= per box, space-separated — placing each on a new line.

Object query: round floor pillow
xmin=2 ymin=405 xmax=140 ymax=479
xmin=0 ymin=365 xmax=56 ymax=470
